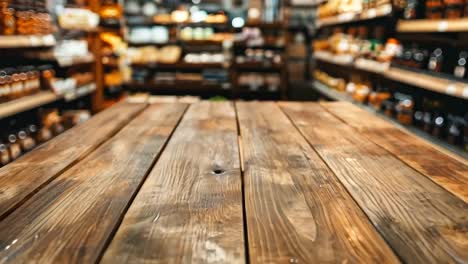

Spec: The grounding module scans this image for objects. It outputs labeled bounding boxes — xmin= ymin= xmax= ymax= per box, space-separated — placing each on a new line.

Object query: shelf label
xmin=366 ymin=9 xmax=377 ymax=18
xmin=437 ymin=21 xmax=449 ymax=32
xmin=29 ymin=36 xmax=40 ymax=46
xmin=381 ymin=4 xmax=392 ymax=14
xmin=446 ymin=84 xmax=457 ymax=94
xmin=463 ymin=87 xmax=468 ymax=98
xmin=338 ymin=13 xmax=355 ymax=21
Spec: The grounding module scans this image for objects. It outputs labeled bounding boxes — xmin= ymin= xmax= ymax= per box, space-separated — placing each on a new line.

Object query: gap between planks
xmin=95 ymin=103 xmax=191 ymax=263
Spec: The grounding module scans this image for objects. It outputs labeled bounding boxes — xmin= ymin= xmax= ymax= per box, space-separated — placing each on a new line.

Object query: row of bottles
xmin=0 ymin=108 xmax=91 ymax=168
xmin=393 ymin=44 xmax=468 ymax=80
xmin=402 ymin=0 xmax=468 ymax=19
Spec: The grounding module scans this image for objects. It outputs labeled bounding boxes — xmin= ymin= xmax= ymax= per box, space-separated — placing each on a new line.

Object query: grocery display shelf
xmin=0 ymin=91 xmax=59 ymax=119
xmin=316 ymin=4 xmax=392 ymax=28
xmin=131 ymin=62 xmax=227 ymax=70
xmin=311 ymin=80 xmax=468 ymax=159
xmin=290 ymin=0 xmax=326 ymax=8
xmin=126 ymin=17 xmax=229 ymax=28
xmin=314 ymin=52 xmax=468 ymax=99
xmin=384 ymin=67 xmax=468 ymax=99
xmin=63 ymin=83 xmax=97 ymax=102
xmin=314 ymin=51 xmax=354 ymax=66
xmin=0 ymin=83 xmax=97 ymax=120
xmin=244 ymin=21 xmax=285 ymax=29
xmin=233 ymin=62 xmax=284 ymax=71
xmin=0 ymin=34 xmax=56 ymax=48
xmin=33 ymin=53 xmax=95 ymax=67
xmin=397 ymin=18 xmax=468 ymax=32
xmin=126 ymin=81 xmax=230 ymax=92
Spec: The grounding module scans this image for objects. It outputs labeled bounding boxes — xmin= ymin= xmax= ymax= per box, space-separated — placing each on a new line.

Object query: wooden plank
xmin=0 ymin=103 xmax=187 ymax=263
xmin=236 ymin=102 xmax=399 ymax=263
xmin=101 ymin=102 xmax=244 ymax=263
xmin=322 ymin=101 xmax=468 ymax=203
xmin=0 ymin=101 xmax=147 ymax=220
xmin=280 ymin=102 xmax=468 ymax=263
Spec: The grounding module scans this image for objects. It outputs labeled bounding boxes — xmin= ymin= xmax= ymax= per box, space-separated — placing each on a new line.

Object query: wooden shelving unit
xmin=397 ymin=18 xmax=468 ymax=33
xmin=0 ymin=34 xmax=56 ymax=48
xmin=316 ymin=4 xmax=392 ymax=28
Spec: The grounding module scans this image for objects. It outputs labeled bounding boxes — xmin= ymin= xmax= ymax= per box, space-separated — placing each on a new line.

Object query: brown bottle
xmin=0 ymin=0 xmax=15 ymax=35
xmin=7 ymin=134 xmax=22 ymax=160
xmin=37 ymin=125 xmax=52 ymax=143
xmin=18 ymin=128 xmax=35 ymax=152
xmin=0 ymin=143 xmax=10 ymax=167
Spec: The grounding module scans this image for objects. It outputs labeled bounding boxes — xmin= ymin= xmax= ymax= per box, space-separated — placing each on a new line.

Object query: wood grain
xmin=236 ymin=102 xmax=399 ymax=263
xmin=280 ymin=102 xmax=468 ymax=263
xmin=322 ymin=101 xmax=468 ymax=203
xmin=0 ymin=103 xmax=187 ymax=264
xmin=101 ymin=102 xmax=245 ymax=264
xmin=0 ymin=101 xmax=147 ymax=220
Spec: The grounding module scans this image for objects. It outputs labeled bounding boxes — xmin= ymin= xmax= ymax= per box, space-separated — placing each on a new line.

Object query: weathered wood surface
xmin=280 ymin=102 xmax=468 ymax=263
xmin=0 ymin=101 xmax=466 ymax=264
xmin=322 ymin=101 xmax=468 ymax=203
xmin=236 ymin=102 xmax=399 ymax=263
xmin=0 ymin=102 xmax=147 ymax=220
xmin=0 ymin=103 xmax=187 ymax=263
xmin=102 ymin=102 xmax=245 ymax=264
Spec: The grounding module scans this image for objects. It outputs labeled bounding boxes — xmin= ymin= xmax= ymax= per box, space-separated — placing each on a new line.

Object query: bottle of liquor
xmin=453 ymin=51 xmax=468 ymax=79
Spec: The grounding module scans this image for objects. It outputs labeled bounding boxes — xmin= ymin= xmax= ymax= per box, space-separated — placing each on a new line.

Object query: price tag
xmin=463 ymin=87 xmax=468 ymax=98
xmin=29 ymin=36 xmax=40 ymax=47
xmin=437 ymin=21 xmax=449 ymax=32
xmin=381 ymin=4 xmax=392 ymax=14
xmin=446 ymin=84 xmax=457 ymax=94
xmin=43 ymin=35 xmax=55 ymax=45
xmin=367 ymin=9 xmax=377 ymax=18
xmin=338 ymin=13 xmax=354 ymax=22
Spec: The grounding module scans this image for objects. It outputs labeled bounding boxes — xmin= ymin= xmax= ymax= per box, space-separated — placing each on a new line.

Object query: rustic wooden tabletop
xmin=0 ymin=101 xmax=466 ymax=263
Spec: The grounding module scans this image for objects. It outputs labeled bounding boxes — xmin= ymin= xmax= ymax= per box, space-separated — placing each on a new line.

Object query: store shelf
xmin=290 ymin=0 xmax=326 ymax=8
xmin=233 ymin=62 xmax=284 ymax=71
xmin=127 ymin=81 xmax=229 ymax=91
xmin=131 ymin=62 xmax=226 ymax=70
xmin=317 ymin=4 xmax=392 ymax=28
xmin=0 ymin=34 xmax=56 ymax=48
xmin=312 ymin=80 xmax=351 ymax=102
xmin=33 ymin=53 xmax=95 ymax=67
xmin=314 ymin=50 xmax=468 ymax=99
xmin=0 ymin=91 xmax=59 ymax=119
xmin=314 ymin=51 xmax=354 ymax=66
xmin=311 ymin=81 xmax=468 ymax=159
xmin=384 ymin=67 xmax=468 ymax=99
xmin=245 ymin=22 xmax=285 ymax=29
xmin=354 ymin=58 xmax=390 ymax=73
xmin=0 ymin=83 xmax=97 ymax=119
xmin=397 ymin=18 xmax=468 ymax=33
xmin=64 ymin=83 xmax=97 ymax=102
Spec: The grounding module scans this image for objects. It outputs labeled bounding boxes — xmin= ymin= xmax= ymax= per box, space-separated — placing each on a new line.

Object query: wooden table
xmin=0 ymin=101 xmax=466 ymax=264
